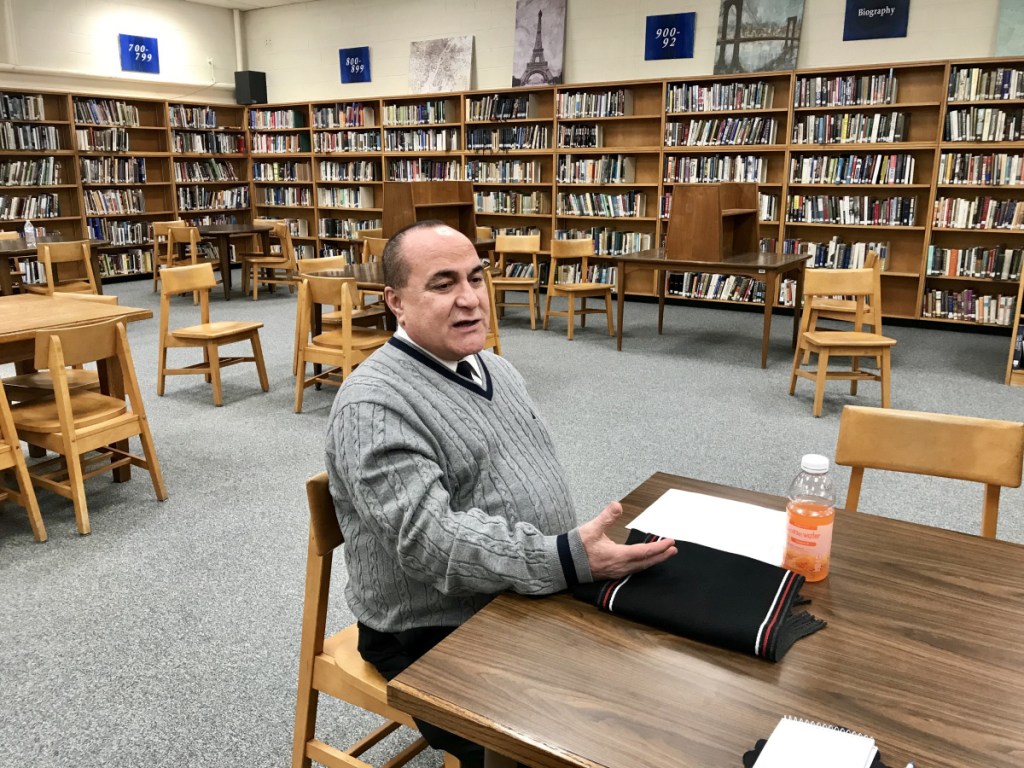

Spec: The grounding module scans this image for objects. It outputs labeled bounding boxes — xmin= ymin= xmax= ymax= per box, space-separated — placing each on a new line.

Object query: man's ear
xmin=384 ymin=286 xmax=403 ymax=325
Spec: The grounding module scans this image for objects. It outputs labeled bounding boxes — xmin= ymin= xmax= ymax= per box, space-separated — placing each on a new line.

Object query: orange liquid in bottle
xmin=783 ymin=499 xmax=834 ymax=582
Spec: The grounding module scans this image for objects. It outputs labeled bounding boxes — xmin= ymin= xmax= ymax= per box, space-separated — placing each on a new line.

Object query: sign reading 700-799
xmin=118 ymin=34 xmax=160 ymax=74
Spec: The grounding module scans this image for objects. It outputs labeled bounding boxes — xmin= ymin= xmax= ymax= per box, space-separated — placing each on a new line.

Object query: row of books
xmin=386 ymin=159 xmax=461 ymax=181
xmin=465 ymin=159 xmax=540 ymax=183
xmin=182 ymin=213 xmax=239 ymax=226
xmin=552 ymin=261 xmax=617 ymax=285
xmin=318 ymin=243 xmax=358 ymax=260
xmin=96 ymin=249 xmax=153 ymax=277
xmin=318 ymin=217 xmax=382 ymax=238
xmin=666 ymin=81 xmax=774 ymax=113
xmin=383 ymin=128 xmax=459 ymax=152
xmin=944 ymin=107 xmax=1024 ymax=142
xmin=0 ymin=94 xmax=45 ymax=121
xmin=663 ymin=154 xmax=765 ymax=183
xmin=174 ymin=159 xmax=239 ymax=183
xmin=664 ymin=116 xmax=778 ymax=147
xmin=177 ymin=186 xmax=249 ymax=211
xmin=782 ymin=237 xmax=890 ymax=270
xmin=259 ymin=186 xmax=312 ymax=207
xmin=789 ymin=152 xmax=916 ymax=185
xmin=666 ymin=271 xmax=768 ymax=304
xmin=251 ymin=133 xmax=311 ymax=154
xmin=319 ymin=160 xmax=376 ymax=181
xmin=0 ymin=157 xmax=63 ymax=186
xmin=382 ymin=101 xmax=449 ymax=126
xmin=475 ymin=190 xmax=549 ymax=215
xmin=491 ymin=225 xmax=543 ymax=238
xmin=933 ymin=196 xmax=1024 ymax=230
xmin=84 ymin=188 xmax=145 ymax=215
xmin=554 ymin=228 xmax=652 ymax=255
xmin=0 ymin=123 xmax=62 ymax=151
xmin=254 ymin=160 xmax=313 ymax=182
xmin=172 ymin=130 xmax=245 ymax=154
xmin=466 ymin=125 xmax=550 ymax=151
xmin=313 ymin=131 xmax=382 ymax=153
xmin=168 ymin=106 xmax=219 ymax=129
xmin=76 ymin=127 xmax=129 ymax=152
xmin=0 ymin=193 xmax=61 ymax=219
xmin=557 ymin=90 xmax=632 ymax=119
xmin=785 ymin=194 xmax=918 ymax=226
xmin=926 ymin=245 xmax=1023 ymax=279
xmin=312 ymin=104 xmax=376 ymax=129
xmin=73 ymin=98 xmax=140 ymax=127
xmin=86 ymin=217 xmax=150 ymax=245
xmin=279 ymin=217 xmax=310 ymax=237
xmin=937 ymin=152 xmax=1024 ymax=185
xmin=794 ymin=71 xmax=898 ymax=108
xmin=558 ymin=154 xmax=635 ymax=184
xmin=81 ymin=156 xmax=146 ymax=184
xmin=466 ymin=94 xmax=537 ymax=122
xmin=556 ymin=191 xmax=647 ymax=218
xmin=791 ymin=112 xmax=908 ymax=144
xmin=948 ymin=66 xmax=1024 ymax=102
xmin=556 ymin=124 xmax=603 ymax=149
xmin=921 ymin=290 xmax=1017 ymax=325
xmin=249 ymin=109 xmax=306 ymax=129
xmin=317 ymin=186 xmax=375 ymax=208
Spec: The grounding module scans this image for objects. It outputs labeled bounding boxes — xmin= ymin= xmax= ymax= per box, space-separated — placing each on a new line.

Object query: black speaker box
xmin=234 ymin=71 xmax=267 ymax=105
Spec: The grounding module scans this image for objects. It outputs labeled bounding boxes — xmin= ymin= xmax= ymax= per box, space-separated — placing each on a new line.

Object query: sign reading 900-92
xmin=339 ymin=46 xmax=371 ymax=84
xmin=644 ymin=12 xmax=696 ymax=61
xmin=119 ymin=34 xmax=160 ymax=74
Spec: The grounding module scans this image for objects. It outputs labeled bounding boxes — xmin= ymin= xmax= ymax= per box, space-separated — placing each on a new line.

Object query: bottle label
xmin=784 ymin=501 xmax=834 ymax=581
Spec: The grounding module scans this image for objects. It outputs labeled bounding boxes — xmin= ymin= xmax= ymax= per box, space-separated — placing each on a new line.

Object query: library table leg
xmin=791 ymin=265 xmax=804 ymax=348
xmin=218 ymin=235 xmax=232 ymax=300
xmin=98 ymin=358 xmax=131 ymax=482
xmin=90 ymin=254 xmax=104 ymax=294
xmin=761 ymin=273 xmax=778 ymax=369
xmin=0 ymin=260 xmax=14 ymax=295
xmin=615 ymin=265 xmax=625 ymax=351
xmin=657 ymin=267 xmax=666 ymax=335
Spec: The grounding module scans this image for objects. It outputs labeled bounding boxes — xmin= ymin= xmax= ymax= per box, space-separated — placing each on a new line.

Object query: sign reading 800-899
xmin=119 ymin=34 xmax=160 ymax=74
xmin=644 ymin=12 xmax=696 ymax=61
xmin=339 ymin=46 xmax=371 ymax=84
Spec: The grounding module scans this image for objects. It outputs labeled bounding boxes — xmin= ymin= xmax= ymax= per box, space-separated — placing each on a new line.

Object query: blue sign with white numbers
xmin=339 ymin=46 xmax=371 ymax=84
xmin=645 ymin=13 xmax=695 ymax=61
xmin=119 ymin=34 xmax=160 ymax=74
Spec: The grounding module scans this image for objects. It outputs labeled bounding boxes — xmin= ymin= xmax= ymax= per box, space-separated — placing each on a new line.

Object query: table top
xmin=613 ymin=248 xmax=809 ymax=271
xmin=0 ymin=294 xmax=152 ymax=343
xmin=197 ymin=223 xmax=274 ymax=236
xmin=0 ymin=237 xmax=106 ymax=258
xmin=390 ymin=472 xmax=1024 ymax=768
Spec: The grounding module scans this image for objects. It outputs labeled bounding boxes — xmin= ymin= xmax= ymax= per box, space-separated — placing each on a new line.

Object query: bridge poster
xmin=512 ymin=0 xmax=566 ymax=86
xmin=714 ymin=0 xmax=805 ymax=75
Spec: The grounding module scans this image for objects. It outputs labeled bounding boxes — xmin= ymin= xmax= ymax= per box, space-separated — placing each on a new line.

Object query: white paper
xmin=626 ymin=488 xmax=787 ymax=566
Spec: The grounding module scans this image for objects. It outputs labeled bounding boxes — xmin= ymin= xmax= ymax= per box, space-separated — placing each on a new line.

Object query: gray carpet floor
xmin=1 ymin=277 xmax=1022 ymax=767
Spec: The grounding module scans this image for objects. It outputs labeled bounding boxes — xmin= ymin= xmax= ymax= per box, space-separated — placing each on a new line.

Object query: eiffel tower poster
xmin=512 ymin=0 xmax=566 ymax=87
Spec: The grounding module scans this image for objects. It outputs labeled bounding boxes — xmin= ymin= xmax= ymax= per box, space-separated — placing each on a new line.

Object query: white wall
xmin=0 ymin=0 xmax=238 ymax=102
xmin=244 ymin=0 xmax=1005 ymax=103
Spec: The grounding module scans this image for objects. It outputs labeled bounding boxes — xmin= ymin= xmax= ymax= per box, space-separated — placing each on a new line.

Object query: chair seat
xmin=24 ymin=281 xmax=94 ymax=295
xmin=3 ymin=369 xmax=100 ymax=396
xmin=313 ymin=328 xmax=392 ymax=350
xmin=322 ymin=625 xmax=393 ymax=707
xmin=553 ymin=282 xmax=612 ymax=294
xmin=810 ymin=298 xmax=857 ymax=313
xmin=244 ymin=255 xmax=290 ymax=267
xmin=171 ymin=320 xmax=264 ymax=340
xmin=324 ymin=307 xmax=386 ymax=323
xmin=493 ymin=276 xmax=538 ymax=288
xmin=12 ymin=391 xmax=127 ymax=433
xmin=803 ymin=330 xmax=897 ymax=347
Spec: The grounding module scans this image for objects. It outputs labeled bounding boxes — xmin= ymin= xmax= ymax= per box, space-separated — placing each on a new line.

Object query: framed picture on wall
xmin=512 ymin=0 xmax=566 ymax=86
xmin=714 ymin=0 xmax=805 ymax=74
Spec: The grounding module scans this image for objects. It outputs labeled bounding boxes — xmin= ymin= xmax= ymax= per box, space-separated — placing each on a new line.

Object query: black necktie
xmin=456 ymin=360 xmax=476 ymax=381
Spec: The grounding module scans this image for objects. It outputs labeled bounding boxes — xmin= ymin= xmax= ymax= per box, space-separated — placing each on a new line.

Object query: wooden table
xmin=612 ymin=249 xmax=807 ymax=368
xmin=196 ymin=223 xmax=274 ymax=300
xmin=390 ymin=472 xmax=1024 ymax=768
xmin=0 ymin=237 xmax=108 ymax=296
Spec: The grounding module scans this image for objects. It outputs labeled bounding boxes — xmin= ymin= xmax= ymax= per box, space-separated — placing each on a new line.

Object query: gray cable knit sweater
xmin=325 ymin=337 xmax=593 ymax=632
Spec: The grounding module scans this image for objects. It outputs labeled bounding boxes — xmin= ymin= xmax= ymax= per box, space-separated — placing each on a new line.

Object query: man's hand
xmin=579 ymin=501 xmax=677 ymax=581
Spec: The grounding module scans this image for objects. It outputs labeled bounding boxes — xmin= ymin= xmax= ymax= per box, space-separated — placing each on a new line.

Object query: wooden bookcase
xmin=1009 ymin=278 xmax=1024 ymax=385
xmin=664 ymin=183 xmax=759 ymax=261
xmin=382 ymin=93 xmax=462 ymax=185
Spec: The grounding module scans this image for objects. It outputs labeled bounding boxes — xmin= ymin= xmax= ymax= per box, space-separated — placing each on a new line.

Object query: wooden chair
xmin=0 ymin=378 xmax=45 ymax=541
xmin=294 ymin=276 xmax=390 ymax=413
xmin=293 ymin=473 xmax=459 ymax=768
xmin=491 ymin=234 xmax=542 ymax=330
xmin=23 ymin=241 xmax=98 ymax=295
xmin=158 ymin=263 xmax=270 ymax=407
xmin=789 ymin=267 xmax=897 ymax=417
xmin=10 ymin=319 xmax=167 ymax=535
xmin=242 ymin=220 xmax=298 ymax=301
xmin=482 ymin=268 xmax=501 ymax=356
xmin=151 ymin=219 xmax=187 ymax=292
xmin=359 ymin=236 xmax=387 ymax=265
xmin=544 ymin=238 xmax=614 ymax=341
xmin=800 ymin=251 xmax=882 ymax=365
xmin=835 ymin=405 xmax=1024 ymax=538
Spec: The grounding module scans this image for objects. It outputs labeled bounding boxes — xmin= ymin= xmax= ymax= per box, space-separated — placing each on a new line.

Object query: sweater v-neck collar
xmin=388 ymin=337 xmax=494 ymax=400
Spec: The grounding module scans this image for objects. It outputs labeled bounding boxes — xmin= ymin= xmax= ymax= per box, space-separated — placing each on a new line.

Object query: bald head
xmin=383 ymin=220 xmax=474 ymax=290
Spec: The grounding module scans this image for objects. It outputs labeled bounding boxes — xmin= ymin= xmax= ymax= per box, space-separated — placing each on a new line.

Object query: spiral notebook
xmin=754 ymin=716 xmax=878 ymax=768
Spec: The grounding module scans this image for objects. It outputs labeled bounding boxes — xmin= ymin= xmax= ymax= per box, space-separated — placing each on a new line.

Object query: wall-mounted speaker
xmin=234 ymin=71 xmax=267 ymax=105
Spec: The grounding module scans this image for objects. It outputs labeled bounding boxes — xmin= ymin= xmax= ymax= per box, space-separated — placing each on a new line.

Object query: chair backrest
xmin=482 ymin=269 xmax=501 ymax=354
xmin=34 ymin=319 xmax=118 ymax=370
xmin=306 ymin=472 xmax=344 ymax=557
xmin=37 ymin=241 xmax=97 ymax=293
xmin=166 ymin=225 xmax=202 ymax=256
xmin=61 ymin=293 xmax=119 ymax=305
xmin=297 ymin=256 xmax=350 ymax=275
xmin=549 ymin=238 xmax=594 ymax=286
xmin=161 ymin=262 xmax=216 ymax=295
xmin=495 ymin=234 xmax=540 ymax=255
xmin=356 ymin=228 xmax=383 ymax=241
xmin=0 ymin=230 xmax=20 ymax=240
xmin=304 ymin=274 xmax=359 ymax=310
xmin=803 ymin=267 xmax=878 ymax=333
xmin=269 ymin=220 xmax=298 ymax=269
xmin=153 ymin=220 xmax=187 ymax=239
xmin=297 ymin=276 xmax=360 ymax=350
xmin=361 ymin=237 xmax=388 ymax=264
xmin=836 ymin=405 xmax=1024 ymax=538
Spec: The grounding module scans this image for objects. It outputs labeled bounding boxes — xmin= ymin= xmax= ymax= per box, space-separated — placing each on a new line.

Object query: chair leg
xmin=157 ymin=344 xmax=167 ymax=396
xmin=543 ymin=293 xmax=552 ymax=330
xmin=580 ymin=297 xmax=587 ymax=328
xmin=850 ymin=355 xmax=860 ymax=396
xmin=605 ymin=293 xmax=614 ymax=336
xmin=294 ymin=356 xmax=306 ymax=414
xmin=137 ymin=417 xmax=169 ymax=502
xmin=251 ymin=332 xmax=270 ymax=392
xmin=789 ymin=339 xmax=804 ymax=396
xmin=65 ymin=453 xmax=91 ymax=535
xmin=812 ymin=349 xmax=830 ymax=418
xmin=567 ymin=297 xmax=575 ymax=341
xmin=208 ymin=342 xmax=224 ymax=407
xmin=880 ymin=348 xmax=892 ymax=408
xmin=527 ymin=287 xmax=536 ymax=330
xmin=13 ymin=452 xmax=45 ymax=542
xmin=253 ymin=267 xmax=260 ymax=301
xmin=202 ymin=345 xmax=212 ymax=383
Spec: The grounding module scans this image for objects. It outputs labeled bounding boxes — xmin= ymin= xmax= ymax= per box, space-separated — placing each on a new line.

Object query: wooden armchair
xmin=158 ymin=263 xmax=270 ymax=407
xmin=292 ymin=473 xmax=459 ymax=768
xmin=23 ymin=241 xmax=98 ymax=295
xmin=836 ymin=405 xmax=1024 ymax=538
xmin=544 ymin=238 xmax=614 ymax=341
xmin=10 ymin=319 xmax=167 ymax=535
xmin=151 ymin=219 xmax=187 ymax=292
xmin=242 ymin=220 xmax=298 ymax=301
xmin=491 ymin=234 xmax=542 ymax=330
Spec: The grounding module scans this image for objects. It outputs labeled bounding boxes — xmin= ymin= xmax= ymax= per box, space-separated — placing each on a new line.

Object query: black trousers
xmin=357 ymin=621 xmax=486 ymax=768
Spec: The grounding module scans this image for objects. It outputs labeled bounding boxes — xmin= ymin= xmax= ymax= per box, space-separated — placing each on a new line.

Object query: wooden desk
xmin=612 ymin=249 xmax=806 ymax=368
xmin=196 ymin=223 xmax=273 ymax=300
xmin=0 ymin=237 xmax=107 ymax=296
xmin=390 ymin=472 xmax=1024 ymax=768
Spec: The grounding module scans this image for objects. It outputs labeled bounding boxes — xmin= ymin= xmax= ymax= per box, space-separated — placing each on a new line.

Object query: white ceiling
xmin=185 ymin=0 xmax=312 ymax=10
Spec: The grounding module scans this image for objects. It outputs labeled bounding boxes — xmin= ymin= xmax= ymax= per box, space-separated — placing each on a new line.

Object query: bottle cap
xmin=801 ymin=454 xmax=830 ymax=474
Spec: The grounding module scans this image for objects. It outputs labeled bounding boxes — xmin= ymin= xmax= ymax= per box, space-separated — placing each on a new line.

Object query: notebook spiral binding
xmin=783 ymin=715 xmax=871 ymax=740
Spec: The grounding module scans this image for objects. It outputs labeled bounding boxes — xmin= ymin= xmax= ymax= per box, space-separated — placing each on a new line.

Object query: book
xmin=754 ymin=716 xmax=878 ymax=768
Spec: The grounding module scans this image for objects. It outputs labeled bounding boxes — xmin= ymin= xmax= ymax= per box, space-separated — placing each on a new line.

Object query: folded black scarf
xmin=573 ymin=529 xmax=826 ymax=662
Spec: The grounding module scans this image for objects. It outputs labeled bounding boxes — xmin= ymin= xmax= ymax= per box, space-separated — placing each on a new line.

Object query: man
xmin=325 ymin=220 xmax=675 ymax=766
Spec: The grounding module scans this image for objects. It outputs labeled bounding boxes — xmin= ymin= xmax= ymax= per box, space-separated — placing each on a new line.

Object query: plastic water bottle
xmin=22 ymin=219 xmax=36 ymax=247
xmin=783 ymin=454 xmax=835 ymax=582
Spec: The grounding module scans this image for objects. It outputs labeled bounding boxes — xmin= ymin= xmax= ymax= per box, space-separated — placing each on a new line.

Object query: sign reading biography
xmin=119 ymin=34 xmax=160 ymax=74
xmin=645 ymin=12 xmax=696 ymax=60
xmin=843 ymin=0 xmax=910 ymax=41
xmin=339 ymin=46 xmax=371 ymax=84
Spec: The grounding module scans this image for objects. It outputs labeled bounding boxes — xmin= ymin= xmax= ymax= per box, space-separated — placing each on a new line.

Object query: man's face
xmin=385 ymin=226 xmax=490 ymax=361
